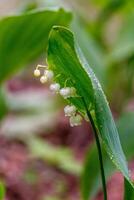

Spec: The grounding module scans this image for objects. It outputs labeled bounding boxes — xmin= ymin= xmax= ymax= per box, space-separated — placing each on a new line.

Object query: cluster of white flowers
xmin=64 ymin=105 xmax=82 ymax=127
xmin=64 ymin=105 xmax=76 ymax=117
xmin=34 ymin=65 xmax=83 ymax=127
xmin=34 ymin=65 xmax=54 ymax=83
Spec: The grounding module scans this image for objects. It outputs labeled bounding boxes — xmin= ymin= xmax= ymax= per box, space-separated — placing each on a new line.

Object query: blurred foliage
xmin=28 ymin=137 xmax=81 ymax=175
xmin=0 ymin=88 xmax=8 ymax=121
xmin=0 ymin=182 xmax=5 ymax=200
xmin=110 ymin=13 xmax=134 ymax=61
xmin=0 ymin=8 xmax=71 ymax=83
xmin=43 ymin=197 xmax=59 ymax=200
xmin=0 ymin=89 xmax=60 ymax=138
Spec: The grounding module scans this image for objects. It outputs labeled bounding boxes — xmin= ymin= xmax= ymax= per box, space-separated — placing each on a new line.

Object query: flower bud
xmin=34 ymin=69 xmax=40 ymax=77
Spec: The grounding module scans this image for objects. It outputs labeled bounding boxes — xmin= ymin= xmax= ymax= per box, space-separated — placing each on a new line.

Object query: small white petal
xmin=44 ymin=70 xmax=54 ymax=80
xmin=34 ymin=69 xmax=40 ymax=77
xmin=64 ymin=105 xmax=76 ymax=117
xmin=50 ymin=83 xmax=60 ymax=93
xmin=60 ymin=87 xmax=71 ymax=99
xmin=69 ymin=114 xmax=82 ymax=127
xmin=59 ymin=87 xmax=77 ymax=99
xmin=40 ymin=75 xmax=48 ymax=83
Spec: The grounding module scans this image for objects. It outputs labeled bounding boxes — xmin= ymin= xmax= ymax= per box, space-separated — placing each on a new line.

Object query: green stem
xmin=82 ymin=97 xmax=107 ymax=200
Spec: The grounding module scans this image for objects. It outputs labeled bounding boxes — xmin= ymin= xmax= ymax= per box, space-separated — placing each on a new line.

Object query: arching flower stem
xmin=82 ymin=97 xmax=107 ymax=200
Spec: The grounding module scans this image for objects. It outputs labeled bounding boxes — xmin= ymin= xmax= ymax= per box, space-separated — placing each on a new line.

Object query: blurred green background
xmin=0 ymin=0 xmax=134 ymax=200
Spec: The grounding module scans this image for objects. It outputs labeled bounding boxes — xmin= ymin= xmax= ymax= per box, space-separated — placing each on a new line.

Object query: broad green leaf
xmin=124 ymin=179 xmax=134 ymax=200
xmin=0 ymin=8 xmax=72 ymax=83
xmin=0 ymin=182 xmax=5 ymax=200
xmin=81 ymin=112 xmax=134 ymax=199
xmin=47 ymin=26 xmax=134 ymax=198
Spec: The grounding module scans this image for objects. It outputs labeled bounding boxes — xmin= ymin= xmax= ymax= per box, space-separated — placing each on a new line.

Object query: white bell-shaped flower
xmin=40 ymin=75 xmax=48 ymax=84
xmin=60 ymin=87 xmax=71 ymax=99
xmin=34 ymin=69 xmax=40 ymax=77
xmin=60 ymin=87 xmax=76 ymax=99
xmin=69 ymin=114 xmax=82 ymax=127
xmin=64 ymin=105 xmax=76 ymax=117
xmin=44 ymin=70 xmax=54 ymax=81
xmin=50 ymin=83 xmax=60 ymax=93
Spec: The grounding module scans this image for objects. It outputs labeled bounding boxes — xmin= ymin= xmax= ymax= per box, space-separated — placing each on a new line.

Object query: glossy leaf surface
xmin=47 ymin=26 xmax=134 ymax=200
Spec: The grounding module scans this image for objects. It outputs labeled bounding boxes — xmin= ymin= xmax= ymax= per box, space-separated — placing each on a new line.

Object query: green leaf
xmin=124 ymin=179 xmax=134 ymax=200
xmin=0 ymin=87 xmax=8 ymax=120
xmin=47 ymin=26 xmax=134 ymax=197
xmin=0 ymin=182 xmax=5 ymax=200
xmin=71 ymin=17 xmax=106 ymax=84
xmin=81 ymin=112 xmax=134 ymax=199
xmin=0 ymin=8 xmax=72 ymax=83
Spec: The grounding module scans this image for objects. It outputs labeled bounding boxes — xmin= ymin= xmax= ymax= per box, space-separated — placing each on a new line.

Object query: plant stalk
xmin=82 ymin=97 xmax=107 ymax=200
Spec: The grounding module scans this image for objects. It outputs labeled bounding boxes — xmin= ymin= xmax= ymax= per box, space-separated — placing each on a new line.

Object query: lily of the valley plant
xmin=34 ymin=26 xmax=134 ymax=200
